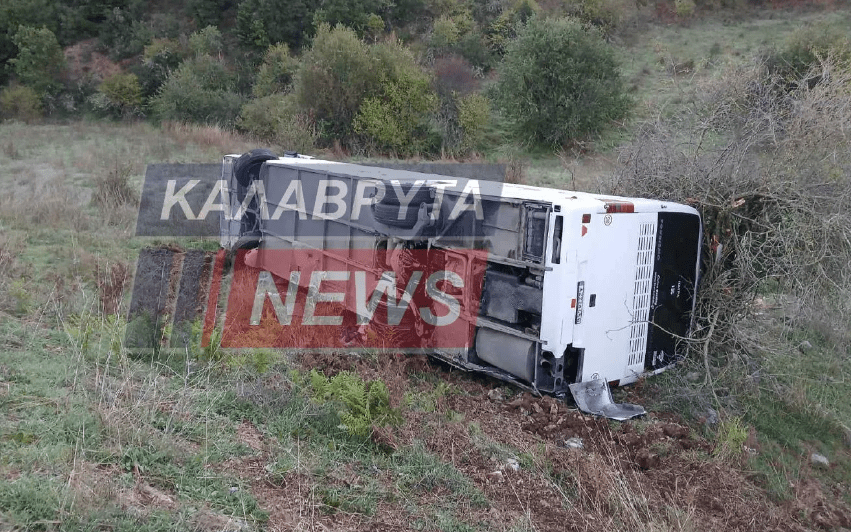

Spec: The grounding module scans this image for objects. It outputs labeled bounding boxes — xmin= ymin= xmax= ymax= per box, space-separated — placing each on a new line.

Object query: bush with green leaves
xmin=132 ymin=38 xmax=187 ymax=101
xmin=364 ymin=13 xmax=385 ymax=42
xmin=485 ymin=0 xmax=539 ymax=57
xmin=189 ymin=25 xmax=223 ymax=57
xmin=96 ymin=72 xmax=142 ymax=117
xmin=431 ymin=16 xmax=462 ymax=50
xmin=0 ymin=84 xmax=42 ymax=122
xmin=252 ymin=43 xmax=299 ymax=98
xmin=10 ymin=25 xmax=65 ymax=96
xmin=97 ymin=5 xmax=152 ymax=60
xmin=0 ymin=0 xmax=60 ymax=85
xmin=311 ymin=0 xmax=389 ymax=35
xmin=308 ymin=369 xmax=402 ymax=437
xmin=491 ymin=16 xmax=630 ymax=147
xmin=295 ymin=24 xmax=437 ymax=152
xmin=428 ymin=10 xmax=494 ymax=69
xmin=236 ymin=0 xmax=318 ymax=50
xmin=353 ymin=43 xmax=438 ymax=155
xmin=765 ymin=21 xmax=851 ymax=86
xmin=457 ymin=92 xmax=490 ymax=151
xmin=575 ymin=0 xmax=635 ymax=33
xmin=150 ymin=54 xmax=244 ymax=127
xmin=294 ymin=24 xmax=376 ymax=143
xmin=237 ymin=93 xmax=317 ymax=153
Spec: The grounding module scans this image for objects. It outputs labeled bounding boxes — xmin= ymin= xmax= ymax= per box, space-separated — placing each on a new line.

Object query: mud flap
xmin=568 ymin=379 xmax=646 ymax=421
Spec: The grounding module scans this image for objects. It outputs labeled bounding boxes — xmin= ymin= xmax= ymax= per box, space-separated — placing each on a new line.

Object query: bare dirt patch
xmin=237 ymin=420 xmax=266 ymax=452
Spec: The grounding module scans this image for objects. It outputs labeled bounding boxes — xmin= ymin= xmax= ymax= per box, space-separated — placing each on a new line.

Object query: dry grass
xmin=611 ymin=56 xmax=851 ymax=426
xmin=160 ymin=121 xmax=255 ymax=155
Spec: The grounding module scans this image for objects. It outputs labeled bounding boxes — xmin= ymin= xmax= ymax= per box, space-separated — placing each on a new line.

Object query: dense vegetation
xmin=0 ymin=0 xmax=642 ymax=154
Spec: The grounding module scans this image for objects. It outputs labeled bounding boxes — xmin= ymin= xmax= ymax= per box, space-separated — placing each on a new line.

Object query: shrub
xmin=294 ymin=25 xmax=438 ymax=151
xmin=353 ymin=71 xmax=438 ymax=155
xmin=455 ymin=31 xmax=495 ymax=71
xmin=611 ymin=59 xmax=851 ymax=418
xmin=432 ymin=90 xmax=491 ymax=156
xmin=0 ymin=84 xmax=42 ymax=122
xmin=309 ymin=369 xmax=402 ymax=438
xmin=486 ymin=0 xmax=540 ymax=57
xmin=431 ymin=56 xmax=485 ymax=155
xmin=312 ymin=0 xmax=389 ymax=34
xmin=236 ymin=0 xmax=318 ymax=50
xmin=766 ymin=21 xmax=851 ymax=85
xmin=188 ymin=25 xmax=223 ymax=57
xmin=92 ymin=162 xmax=139 ymax=209
xmin=97 ymin=6 xmax=152 ymax=60
xmin=237 ymin=93 xmax=317 ymax=153
xmin=433 ymin=55 xmax=480 ymax=97
xmin=431 ymin=16 xmax=462 ymax=50
xmin=577 ymin=0 xmax=635 ymax=31
xmin=252 ymin=43 xmax=299 ymax=98
xmin=134 ymin=38 xmax=187 ymax=100
xmin=457 ymin=92 xmax=490 ymax=151
xmin=674 ymin=0 xmax=696 ymax=18
xmin=365 ymin=13 xmax=385 ymax=42
xmin=294 ymin=24 xmax=375 ymax=142
xmin=491 ymin=17 xmax=630 ymax=147
xmin=97 ymin=72 xmax=143 ymax=117
xmin=10 ymin=25 xmax=65 ymax=96
xmin=150 ymin=55 xmax=244 ymax=127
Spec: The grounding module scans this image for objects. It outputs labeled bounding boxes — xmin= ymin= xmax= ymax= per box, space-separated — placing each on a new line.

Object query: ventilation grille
xmin=628 ymin=223 xmax=656 ymax=367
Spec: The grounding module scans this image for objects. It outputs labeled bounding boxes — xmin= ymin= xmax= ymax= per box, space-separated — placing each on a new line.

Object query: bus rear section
xmin=561 ymin=201 xmax=702 ymax=388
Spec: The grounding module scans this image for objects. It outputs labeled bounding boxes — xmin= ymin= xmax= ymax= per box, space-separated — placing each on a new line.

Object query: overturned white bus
xmin=219 ymin=150 xmax=702 ymax=419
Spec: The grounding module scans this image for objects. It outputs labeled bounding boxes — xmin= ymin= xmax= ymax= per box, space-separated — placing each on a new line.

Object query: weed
xmin=9 ymin=279 xmax=31 ymax=316
xmin=95 ymin=261 xmax=128 ymax=315
xmin=102 ymin=164 xmax=138 ymax=206
xmin=0 ymin=474 xmax=63 ymax=530
xmin=308 ymin=369 xmax=402 ymax=437
xmin=318 ymin=484 xmax=379 ymax=515
xmin=393 ymin=441 xmax=488 ymax=507
xmin=713 ymin=416 xmax=748 ymax=461
xmin=404 ymin=380 xmax=454 ymax=413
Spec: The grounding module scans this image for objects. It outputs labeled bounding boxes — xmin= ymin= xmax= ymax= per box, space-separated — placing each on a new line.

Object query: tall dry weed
xmin=161 ymin=121 xmax=252 ymax=154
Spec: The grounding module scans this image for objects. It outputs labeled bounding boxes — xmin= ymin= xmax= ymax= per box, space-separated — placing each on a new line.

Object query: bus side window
xmin=551 ymin=215 xmax=563 ymax=264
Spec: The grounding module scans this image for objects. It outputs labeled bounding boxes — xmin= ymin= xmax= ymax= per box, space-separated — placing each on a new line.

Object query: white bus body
xmin=220 ymin=153 xmax=702 ymax=416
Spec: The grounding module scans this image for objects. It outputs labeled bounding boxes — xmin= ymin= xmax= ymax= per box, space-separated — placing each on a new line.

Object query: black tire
xmin=373 ymin=200 xmax=420 ymax=229
xmin=376 ymin=181 xmax=433 ymax=205
xmin=234 ymin=234 xmax=261 ymax=250
xmin=234 ymin=148 xmax=278 ymax=187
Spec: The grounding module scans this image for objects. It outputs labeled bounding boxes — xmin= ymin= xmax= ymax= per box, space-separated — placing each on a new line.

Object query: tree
xmin=491 ymin=16 xmax=630 ymax=147
xmin=293 ymin=24 xmax=438 ymax=152
xmin=236 ymin=0 xmax=319 ymax=51
xmin=188 ymin=25 xmax=223 ymax=57
xmin=150 ymin=54 xmax=243 ymax=127
xmin=311 ymin=0 xmax=390 ymax=34
xmin=0 ymin=0 xmax=58 ymax=85
xmin=10 ymin=25 xmax=65 ymax=96
xmin=293 ymin=24 xmax=378 ymax=142
xmin=97 ymin=72 xmax=142 ymax=117
xmin=252 ymin=43 xmax=299 ymax=97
